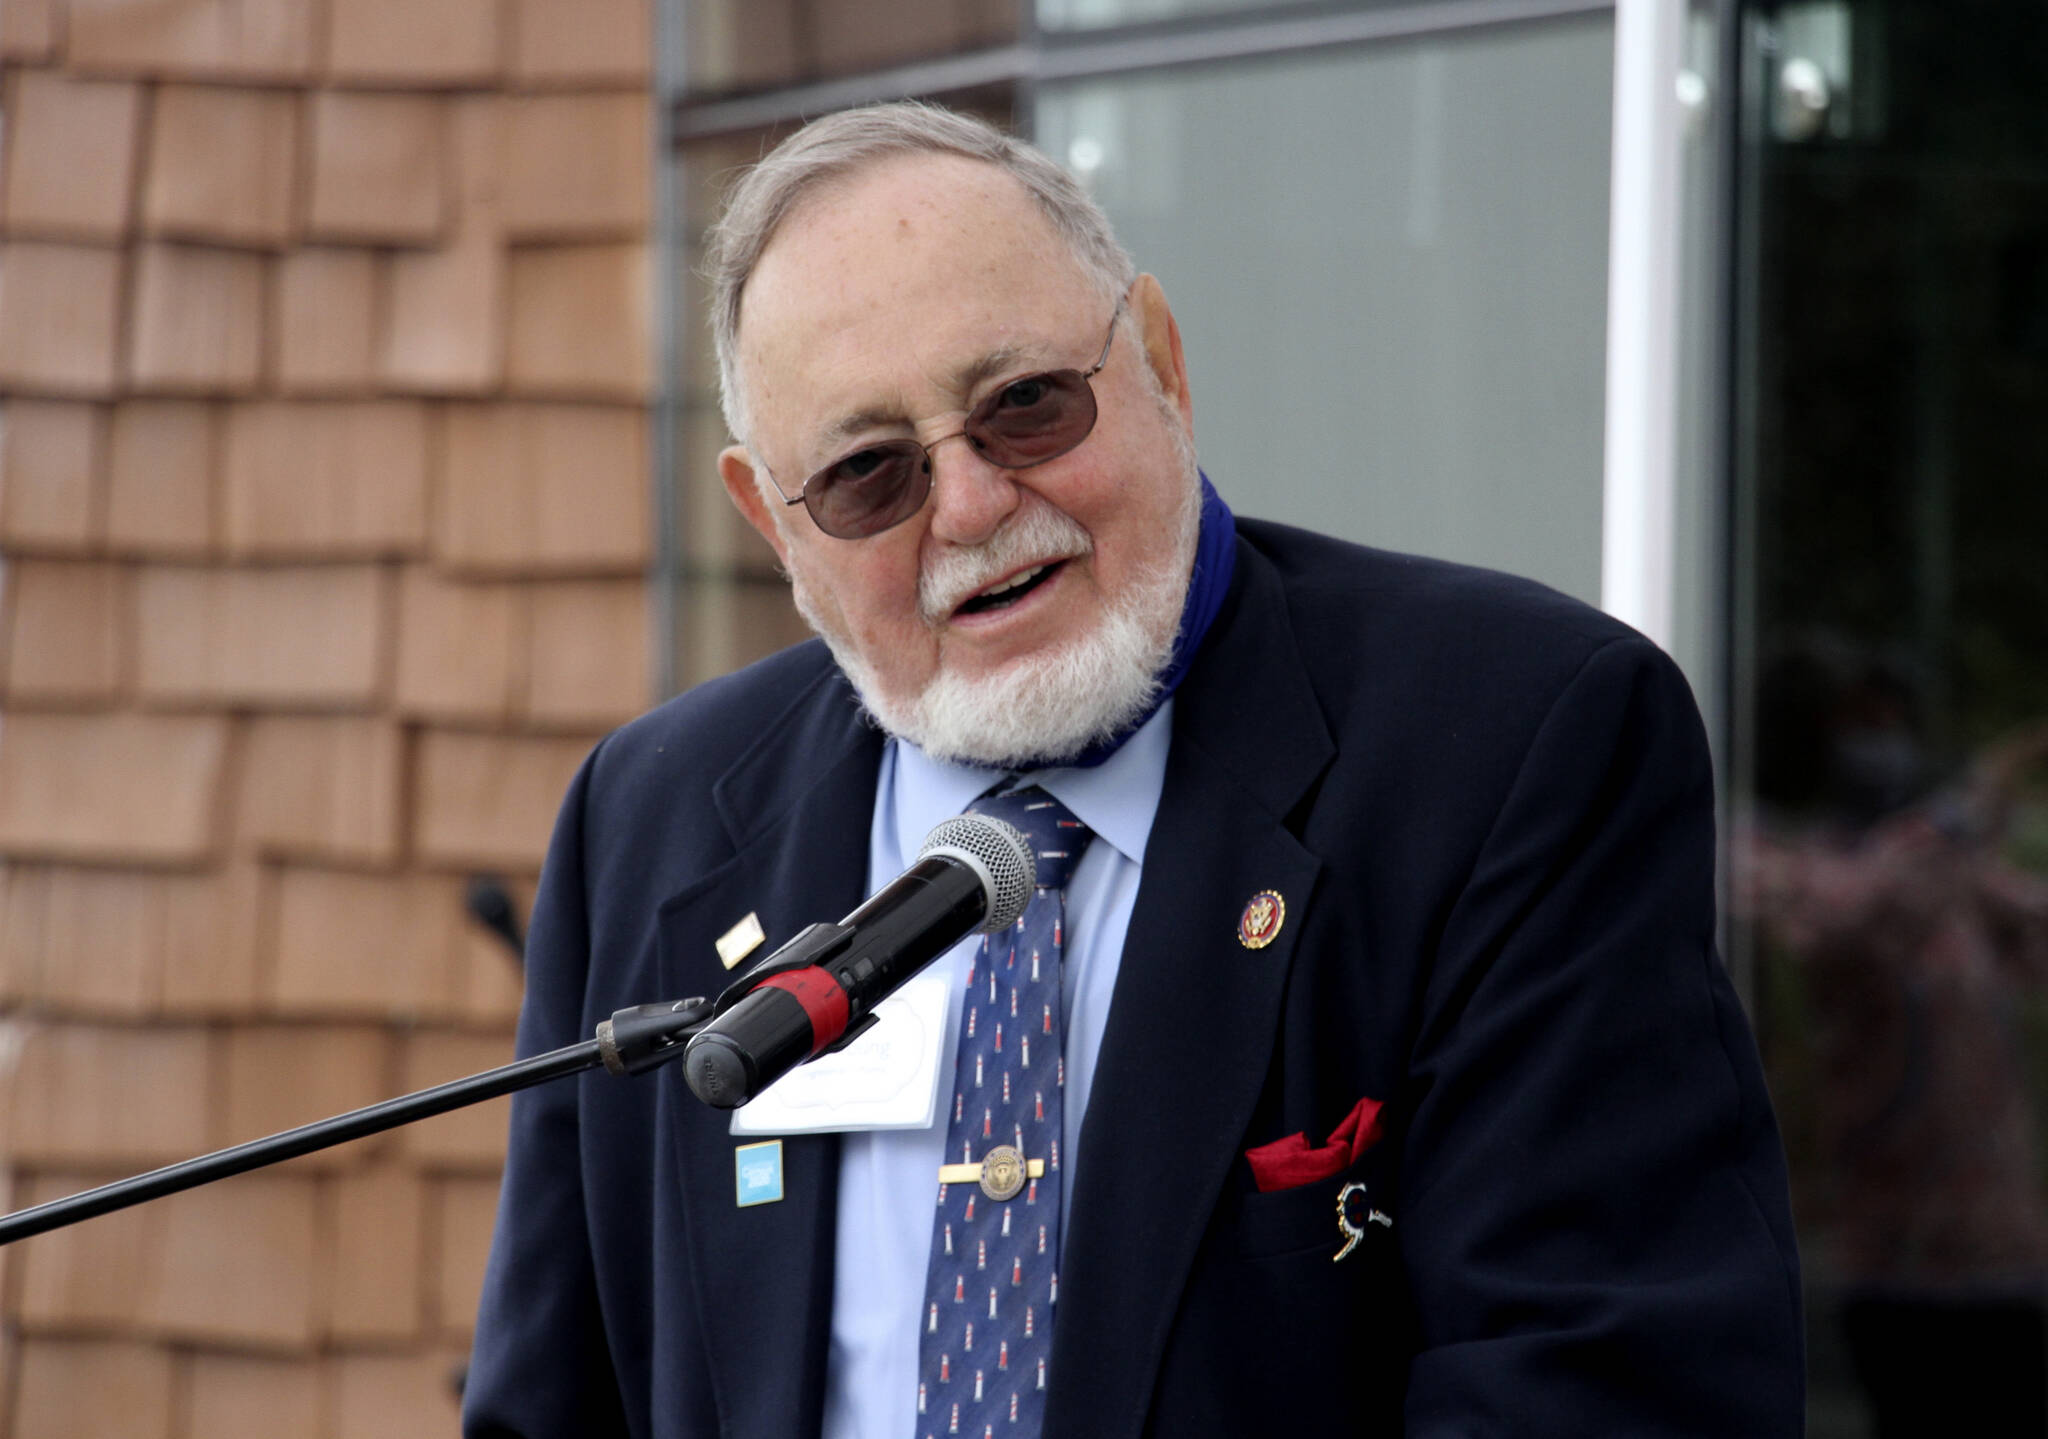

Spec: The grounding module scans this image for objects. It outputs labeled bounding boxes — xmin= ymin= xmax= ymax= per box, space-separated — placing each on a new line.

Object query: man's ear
xmin=719 ymin=444 xmax=793 ymax=567
xmin=1130 ymin=273 xmax=1193 ymax=431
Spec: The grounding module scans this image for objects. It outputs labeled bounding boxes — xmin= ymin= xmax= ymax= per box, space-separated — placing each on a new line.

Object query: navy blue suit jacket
xmin=465 ymin=519 xmax=1803 ymax=1438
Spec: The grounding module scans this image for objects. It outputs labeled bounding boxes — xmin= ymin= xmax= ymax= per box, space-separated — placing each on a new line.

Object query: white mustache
xmin=919 ymin=505 xmax=1092 ymax=623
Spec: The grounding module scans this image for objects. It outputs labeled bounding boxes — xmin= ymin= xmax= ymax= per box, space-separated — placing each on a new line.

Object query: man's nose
xmin=923 ymin=431 xmax=1021 ymax=546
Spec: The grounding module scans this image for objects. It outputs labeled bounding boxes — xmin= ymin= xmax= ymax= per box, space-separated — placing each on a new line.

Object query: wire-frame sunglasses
xmin=761 ymin=304 xmax=1124 ymax=540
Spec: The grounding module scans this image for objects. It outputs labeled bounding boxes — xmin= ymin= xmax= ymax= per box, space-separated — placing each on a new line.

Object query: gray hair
xmin=703 ymin=101 xmax=1136 ymax=444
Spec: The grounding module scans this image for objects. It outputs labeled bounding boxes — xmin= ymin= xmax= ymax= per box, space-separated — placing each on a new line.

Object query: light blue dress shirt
xmin=819 ymin=700 xmax=1175 ymax=1439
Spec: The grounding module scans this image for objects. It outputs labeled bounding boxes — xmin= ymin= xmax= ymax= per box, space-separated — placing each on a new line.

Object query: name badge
xmin=734 ymin=1140 xmax=784 ymax=1206
xmin=728 ymin=966 xmax=955 ymax=1136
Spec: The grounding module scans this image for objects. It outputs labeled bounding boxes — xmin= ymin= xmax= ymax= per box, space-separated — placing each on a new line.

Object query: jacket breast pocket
xmin=1143 ymin=1156 xmax=1408 ymax=1437
xmin=1215 ymin=1151 xmax=1392 ymax=1263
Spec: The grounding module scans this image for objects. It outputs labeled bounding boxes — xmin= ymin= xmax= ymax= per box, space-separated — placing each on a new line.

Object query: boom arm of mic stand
xmin=0 ymin=997 xmax=714 ymax=1247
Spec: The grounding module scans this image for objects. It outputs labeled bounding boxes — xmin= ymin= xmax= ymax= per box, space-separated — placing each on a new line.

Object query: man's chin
xmin=841 ymin=629 xmax=1164 ymax=770
xmin=907 ymin=648 xmax=1163 ymax=770
xmin=806 ymin=602 xmax=1168 ymax=771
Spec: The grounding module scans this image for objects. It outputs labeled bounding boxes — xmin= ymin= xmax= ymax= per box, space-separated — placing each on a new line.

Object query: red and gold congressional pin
xmin=1238 ymin=890 xmax=1285 ymax=949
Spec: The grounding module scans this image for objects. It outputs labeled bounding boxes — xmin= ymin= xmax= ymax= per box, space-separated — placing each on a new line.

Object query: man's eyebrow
xmin=947 ymin=342 xmax=1033 ymax=396
xmin=812 ymin=343 xmax=1039 ymax=453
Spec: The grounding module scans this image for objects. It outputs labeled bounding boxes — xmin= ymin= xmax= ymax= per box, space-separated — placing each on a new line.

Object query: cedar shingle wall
xmin=0 ymin=2 xmax=652 ymax=1432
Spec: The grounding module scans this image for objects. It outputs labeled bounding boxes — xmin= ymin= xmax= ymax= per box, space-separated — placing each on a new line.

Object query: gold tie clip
xmin=938 ymin=1145 xmax=1044 ymax=1201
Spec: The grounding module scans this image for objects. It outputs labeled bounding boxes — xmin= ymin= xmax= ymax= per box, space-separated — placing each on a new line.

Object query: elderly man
xmin=465 ymin=104 xmax=1801 ymax=1439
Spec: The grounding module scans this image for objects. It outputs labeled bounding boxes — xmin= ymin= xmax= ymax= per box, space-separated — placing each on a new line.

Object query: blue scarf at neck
xmin=1064 ymin=471 xmax=1236 ymax=768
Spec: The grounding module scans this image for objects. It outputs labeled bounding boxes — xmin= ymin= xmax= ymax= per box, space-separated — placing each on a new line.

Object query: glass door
xmin=1725 ymin=4 xmax=2048 ymax=1433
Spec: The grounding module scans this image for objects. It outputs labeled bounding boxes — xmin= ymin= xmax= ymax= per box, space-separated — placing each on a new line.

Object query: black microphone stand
xmin=0 ymin=998 xmax=713 ymax=1247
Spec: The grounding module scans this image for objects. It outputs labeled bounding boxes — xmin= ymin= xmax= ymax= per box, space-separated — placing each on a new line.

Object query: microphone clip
xmin=704 ymin=921 xmax=881 ymax=1061
xmin=595 ymin=997 xmax=718 ymax=1077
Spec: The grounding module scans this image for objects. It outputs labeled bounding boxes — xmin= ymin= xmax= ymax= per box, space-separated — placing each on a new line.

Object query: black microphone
xmin=682 ymin=813 xmax=1036 ymax=1109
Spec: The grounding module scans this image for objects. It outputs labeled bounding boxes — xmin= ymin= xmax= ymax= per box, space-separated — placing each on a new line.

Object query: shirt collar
xmin=887 ymin=697 xmax=1174 ymax=871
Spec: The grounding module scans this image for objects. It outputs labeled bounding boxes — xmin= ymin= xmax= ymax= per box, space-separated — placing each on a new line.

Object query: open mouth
xmin=954 ymin=560 xmax=1066 ymax=617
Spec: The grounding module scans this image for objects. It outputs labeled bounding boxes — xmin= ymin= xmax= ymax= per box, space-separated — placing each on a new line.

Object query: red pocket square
xmin=1244 ymin=1095 xmax=1385 ymax=1193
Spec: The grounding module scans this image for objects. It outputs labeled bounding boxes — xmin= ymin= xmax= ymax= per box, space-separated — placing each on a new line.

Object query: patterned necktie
xmin=914 ymin=787 xmax=1092 ymax=1439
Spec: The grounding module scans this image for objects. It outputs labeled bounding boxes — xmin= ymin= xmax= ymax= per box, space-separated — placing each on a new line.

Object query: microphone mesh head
xmin=919 ymin=813 xmax=1036 ymax=931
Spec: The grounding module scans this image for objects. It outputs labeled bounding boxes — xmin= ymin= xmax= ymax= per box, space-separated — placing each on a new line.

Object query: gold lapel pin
xmin=1238 ymin=890 xmax=1285 ymax=949
xmin=716 ymin=912 xmax=766 ymax=969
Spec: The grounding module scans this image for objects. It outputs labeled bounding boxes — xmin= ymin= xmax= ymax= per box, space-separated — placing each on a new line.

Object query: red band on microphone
xmin=759 ymin=969 xmax=852 ymax=1054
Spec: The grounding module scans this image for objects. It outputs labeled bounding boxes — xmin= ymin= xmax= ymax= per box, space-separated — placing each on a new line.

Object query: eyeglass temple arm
xmin=1084 ymin=299 xmax=1125 ymax=379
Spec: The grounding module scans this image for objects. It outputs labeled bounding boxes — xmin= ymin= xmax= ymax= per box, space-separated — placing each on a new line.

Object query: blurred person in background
xmin=1738 ymin=637 xmax=2048 ymax=1437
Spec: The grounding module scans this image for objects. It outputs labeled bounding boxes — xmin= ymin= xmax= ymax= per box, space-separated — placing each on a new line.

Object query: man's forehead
xmin=736 ymin=153 xmax=1099 ymax=442
xmin=742 ymin=154 xmax=1076 ymax=329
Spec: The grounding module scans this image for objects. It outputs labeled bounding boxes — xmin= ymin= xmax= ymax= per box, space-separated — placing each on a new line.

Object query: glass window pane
xmin=1727 ymin=3 xmax=2048 ymax=1433
xmin=1034 ymin=16 xmax=1614 ymax=603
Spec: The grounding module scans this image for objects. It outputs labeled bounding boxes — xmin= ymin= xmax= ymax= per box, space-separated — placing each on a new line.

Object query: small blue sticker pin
xmin=735 ymin=1139 xmax=784 ymax=1207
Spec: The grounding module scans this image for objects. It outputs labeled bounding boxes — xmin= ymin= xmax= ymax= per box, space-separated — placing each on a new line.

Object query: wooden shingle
xmin=0 ymin=70 xmax=144 ymax=241
xmin=136 ymin=1175 xmax=321 ymax=1348
xmin=380 ymin=232 xmax=506 ymax=395
xmin=186 ymin=1354 xmax=323 ymax=1439
xmin=0 ymin=0 xmax=58 ymax=60
xmin=436 ymin=402 xmax=648 ymax=574
xmin=395 ymin=1030 xmax=516 ymax=1166
xmin=431 ymin=1175 xmax=501 ymax=1337
xmin=0 ymin=400 xmax=107 ymax=553
xmin=11 ymin=1339 xmax=173 ymax=1439
xmin=15 ymin=1172 xmax=156 ymax=1329
xmin=511 ymin=0 xmax=651 ymax=87
xmin=505 ymin=243 xmax=651 ymax=399
xmin=9 ymin=866 xmax=165 ymax=1016
xmin=0 ymin=242 xmax=125 ymax=397
xmin=0 ymin=711 xmax=229 ymax=864
xmin=329 ymin=1167 xmax=428 ymax=1342
xmin=7 ymin=1023 xmax=213 ymax=1165
xmin=126 ymin=243 xmax=266 ymax=395
xmin=0 ymin=559 xmax=128 ymax=703
xmin=393 ymin=566 xmax=520 ymax=722
xmin=269 ymin=867 xmax=466 ymax=1019
xmin=157 ymin=857 xmax=263 ymax=1016
xmin=135 ymin=564 xmax=388 ymax=708
xmin=327 ymin=0 xmax=503 ymax=87
xmin=413 ymin=730 xmax=592 ymax=873
xmin=306 ymin=93 xmax=448 ymax=247
xmin=106 ymin=400 xmax=217 ymax=557
xmin=219 ymin=1024 xmax=393 ymax=1170
xmin=142 ymin=85 xmax=300 ymax=250
xmin=272 ymin=249 xmax=381 ymax=395
xmin=66 ymin=0 xmax=319 ymax=82
xmin=222 ymin=401 xmax=430 ymax=558
xmin=522 ymin=578 xmax=649 ymax=729
xmin=233 ymin=714 xmax=405 ymax=865
xmin=333 ymin=1352 xmax=466 ymax=1439
xmin=501 ymin=95 xmax=649 ymax=240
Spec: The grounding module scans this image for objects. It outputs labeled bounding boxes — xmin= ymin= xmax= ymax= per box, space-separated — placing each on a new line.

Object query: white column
xmin=1600 ymin=0 xmax=1688 ymax=650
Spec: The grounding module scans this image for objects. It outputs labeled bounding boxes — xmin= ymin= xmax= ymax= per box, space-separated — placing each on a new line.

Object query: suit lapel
xmin=1047 ymin=539 xmax=1335 ymax=1439
xmin=655 ymin=665 xmax=884 ymax=1439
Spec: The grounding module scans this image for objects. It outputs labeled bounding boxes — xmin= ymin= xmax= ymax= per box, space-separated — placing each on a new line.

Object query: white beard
xmin=790 ymin=460 xmax=1202 ymax=771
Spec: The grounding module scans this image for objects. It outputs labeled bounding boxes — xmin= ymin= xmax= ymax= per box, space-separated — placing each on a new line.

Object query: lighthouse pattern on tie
xmin=915 ymin=787 xmax=1091 ymax=1439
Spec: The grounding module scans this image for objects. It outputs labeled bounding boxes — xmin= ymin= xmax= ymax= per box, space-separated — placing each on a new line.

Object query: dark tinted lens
xmin=967 ymin=369 xmax=1097 ymax=467
xmin=805 ymin=440 xmax=930 ymax=538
